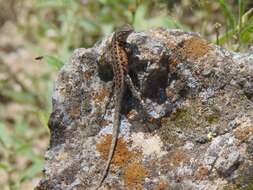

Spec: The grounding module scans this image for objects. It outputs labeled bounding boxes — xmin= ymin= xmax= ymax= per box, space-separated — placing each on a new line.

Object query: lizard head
xmin=116 ymin=24 xmax=134 ymax=42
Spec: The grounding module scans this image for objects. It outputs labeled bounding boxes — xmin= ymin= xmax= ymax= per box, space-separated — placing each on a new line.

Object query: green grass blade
xmin=239 ymin=25 xmax=253 ymax=43
xmin=242 ymin=7 xmax=253 ymax=26
xmin=218 ymin=0 xmax=236 ymax=28
xmin=218 ymin=28 xmax=236 ymax=45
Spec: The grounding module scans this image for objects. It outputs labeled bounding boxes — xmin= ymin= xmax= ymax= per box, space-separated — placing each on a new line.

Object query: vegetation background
xmin=0 ymin=0 xmax=252 ymax=189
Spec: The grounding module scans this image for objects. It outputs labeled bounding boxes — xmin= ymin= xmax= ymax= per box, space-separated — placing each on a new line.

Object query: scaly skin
xmin=96 ymin=25 xmax=134 ymax=189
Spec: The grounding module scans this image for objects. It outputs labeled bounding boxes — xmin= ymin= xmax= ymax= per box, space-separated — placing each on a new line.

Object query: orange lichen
xmin=96 ymin=135 xmax=135 ymax=166
xmin=154 ymin=180 xmax=169 ymax=190
xmin=195 ymin=165 xmax=209 ymax=180
xmin=169 ymin=57 xmax=178 ymax=66
xmin=234 ymin=126 xmax=253 ymax=142
xmin=123 ymin=162 xmax=147 ymax=189
xmin=94 ymin=89 xmax=110 ymax=104
xmin=179 ymin=36 xmax=211 ymax=60
xmin=168 ymin=37 xmax=211 ymax=66
xmin=169 ymin=149 xmax=187 ymax=166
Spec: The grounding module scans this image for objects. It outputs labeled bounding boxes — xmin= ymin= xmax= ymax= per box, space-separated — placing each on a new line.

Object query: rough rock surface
xmin=36 ymin=28 xmax=253 ymax=190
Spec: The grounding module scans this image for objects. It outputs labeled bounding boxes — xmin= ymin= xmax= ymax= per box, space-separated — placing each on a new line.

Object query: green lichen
xmin=222 ymin=173 xmax=253 ymax=190
xmin=171 ymin=108 xmax=199 ymax=129
xmin=205 ymin=112 xmax=220 ymax=124
xmin=223 ymin=183 xmax=253 ymax=190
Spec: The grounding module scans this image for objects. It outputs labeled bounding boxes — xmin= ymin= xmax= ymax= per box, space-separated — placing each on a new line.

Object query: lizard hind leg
xmin=125 ymin=75 xmax=149 ymax=120
xmin=125 ymin=75 xmax=144 ymax=106
xmin=125 ymin=74 xmax=158 ymax=131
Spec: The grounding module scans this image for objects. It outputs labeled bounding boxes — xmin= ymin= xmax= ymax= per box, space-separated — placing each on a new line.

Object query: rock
xmin=36 ymin=28 xmax=253 ymax=190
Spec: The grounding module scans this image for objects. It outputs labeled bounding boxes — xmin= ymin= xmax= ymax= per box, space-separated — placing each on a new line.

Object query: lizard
xmin=96 ymin=24 xmax=135 ymax=189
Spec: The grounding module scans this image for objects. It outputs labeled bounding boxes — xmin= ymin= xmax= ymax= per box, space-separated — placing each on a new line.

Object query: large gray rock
xmin=36 ymin=28 xmax=253 ymax=190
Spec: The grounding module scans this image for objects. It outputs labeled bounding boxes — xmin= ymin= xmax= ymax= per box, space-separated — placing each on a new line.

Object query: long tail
xmin=96 ymin=88 xmax=123 ymax=189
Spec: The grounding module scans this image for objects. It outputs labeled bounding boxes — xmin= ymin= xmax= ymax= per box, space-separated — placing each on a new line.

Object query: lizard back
xmin=96 ymin=25 xmax=133 ymax=189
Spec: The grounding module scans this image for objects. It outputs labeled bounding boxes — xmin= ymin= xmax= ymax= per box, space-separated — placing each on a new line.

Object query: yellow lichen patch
xmin=195 ymin=165 xmax=209 ymax=180
xmin=123 ymin=162 xmax=147 ymax=189
xmin=205 ymin=112 xmax=220 ymax=124
xmin=169 ymin=149 xmax=187 ymax=166
xmin=96 ymin=135 xmax=135 ymax=166
xmin=179 ymin=36 xmax=211 ymax=60
xmin=94 ymin=89 xmax=110 ymax=104
xmin=234 ymin=125 xmax=253 ymax=142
